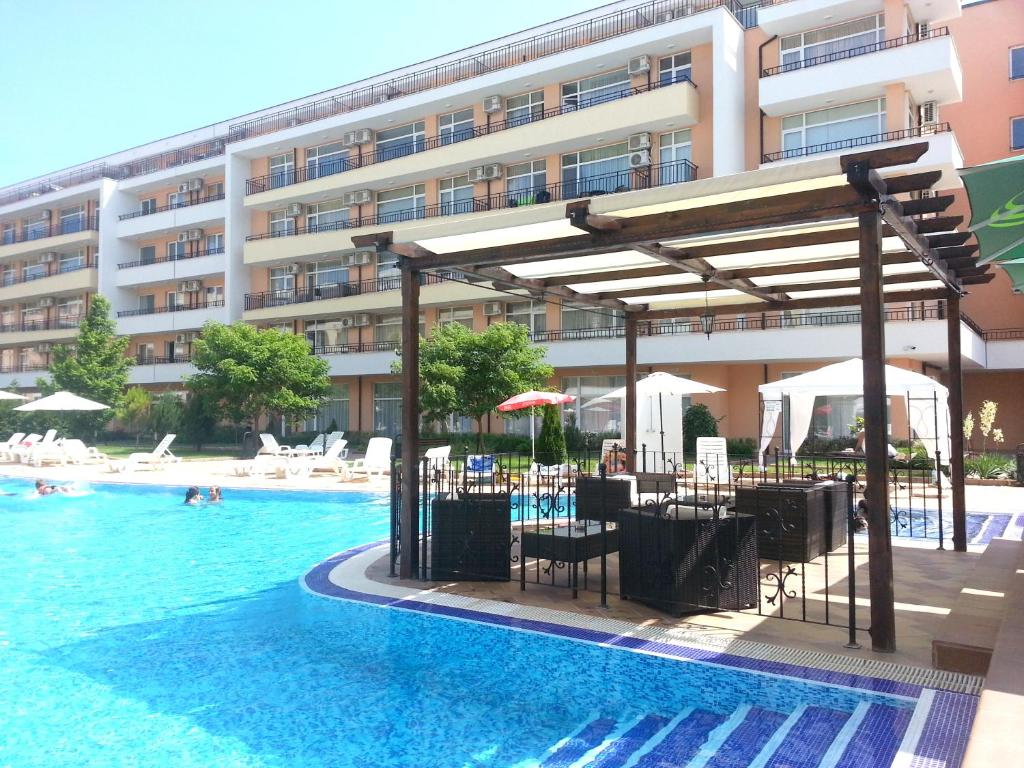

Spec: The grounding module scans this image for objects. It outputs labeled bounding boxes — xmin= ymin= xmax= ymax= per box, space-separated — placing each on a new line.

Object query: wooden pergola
xmin=359 ymin=142 xmax=989 ymax=653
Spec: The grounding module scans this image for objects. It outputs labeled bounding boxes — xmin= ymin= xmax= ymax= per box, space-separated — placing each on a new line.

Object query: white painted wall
xmin=710 ymin=11 xmax=746 ymax=177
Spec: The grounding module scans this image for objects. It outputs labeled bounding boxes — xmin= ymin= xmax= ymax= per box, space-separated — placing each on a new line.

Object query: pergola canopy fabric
xmin=757 ymin=358 xmax=950 ymax=463
xmin=960 ymin=155 xmax=1024 ymax=290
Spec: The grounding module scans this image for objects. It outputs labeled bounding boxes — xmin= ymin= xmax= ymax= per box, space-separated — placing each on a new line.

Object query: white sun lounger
xmin=348 ymin=437 xmax=393 ymax=479
xmin=258 ymin=433 xmax=312 ymax=458
xmin=112 ymin=434 xmax=181 ymax=472
xmin=288 ymin=439 xmax=350 ymax=478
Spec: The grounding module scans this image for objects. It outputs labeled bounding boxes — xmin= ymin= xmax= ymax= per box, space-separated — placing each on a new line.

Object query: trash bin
xmin=1016 ymin=444 xmax=1024 ymax=486
xmin=241 ymin=430 xmax=260 ymax=459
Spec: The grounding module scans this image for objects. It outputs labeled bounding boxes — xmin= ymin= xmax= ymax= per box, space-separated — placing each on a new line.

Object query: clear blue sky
xmin=0 ymin=0 xmax=602 ymax=187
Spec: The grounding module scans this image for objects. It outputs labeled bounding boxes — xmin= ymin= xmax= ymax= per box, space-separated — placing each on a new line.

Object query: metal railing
xmin=1 ymin=216 xmax=100 ymax=245
xmin=243 ymin=271 xmax=456 ymax=311
xmin=136 ymin=355 xmax=193 ymax=365
xmin=116 ymin=299 xmax=225 ymax=318
xmin=0 ymin=316 xmax=81 ymax=334
xmin=0 ymin=257 xmax=98 ymax=288
xmin=118 ymin=193 xmax=226 ymax=221
xmin=0 ymin=165 xmax=115 ymax=208
xmin=762 ymin=123 xmax=952 ymax=163
xmin=227 ymin=0 xmax=748 ymax=143
xmin=983 ymin=327 xmax=1024 ymax=341
xmin=245 ymin=159 xmax=697 ymax=242
xmin=761 ymin=27 xmax=950 ymax=77
xmin=243 ymin=78 xmax=694 ymax=194
xmin=117 ymin=246 xmax=225 ymax=270
xmin=114 ymin=138 xmax=226 ymax=180
xmin=0 ymin=362 xmax=50 ymax=374
xmin=314 ymin=340 xmax=401 ymax=355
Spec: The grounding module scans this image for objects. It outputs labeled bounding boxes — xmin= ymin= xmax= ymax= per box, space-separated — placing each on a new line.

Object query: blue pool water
xmin=0 ymin=478 xmax=921 ymax=767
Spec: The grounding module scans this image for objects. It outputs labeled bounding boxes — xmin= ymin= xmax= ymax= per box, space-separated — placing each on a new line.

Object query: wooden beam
xmin=633 ymin=244 xmax=786 ymax=303
xmin=542 ymin=264 xmax=682 ymax=287
xmin=933 ymin=245 xmax=979 ymax=261
xmin=460 ymin=264 xmax=638 ymax=312
xmin=914 ymin=215 xmax=964 ymax=233
xmin=960 ymin=274 xmax=996 ymax=285
xmin=755 ymin=271 xmax=933 ymax=295
xmin=925 ymin=232 xmax=973 ymax=248
xmin=625 ymin=314 xmax=638 ymax=472
xmin=399 ymin=268 xmax=420 ymax=580
xmin=840 ymin=142 xmax=929 ymax=172
xmin=943 ymin=257 xmax=982 ymax=271
xmin=947 ymin=291 xmax=967 ymax=552
xmin=880 ymin=170 xmax=943 ymax=194
xmin=727 ymin=252 xmax=921 ymax=279
xmin=901 ymin=195 xmax=955 ymax=216
xmin=880 ymin=200 xmax=962 ymax=294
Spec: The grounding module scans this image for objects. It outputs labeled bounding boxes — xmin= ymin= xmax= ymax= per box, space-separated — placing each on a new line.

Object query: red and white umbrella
xmin=497 ymin=390 xmax=576 ymax=461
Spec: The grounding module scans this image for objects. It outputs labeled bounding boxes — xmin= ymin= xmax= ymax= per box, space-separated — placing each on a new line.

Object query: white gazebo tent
xmin=757 ymin=358 xmax=950 ymax=465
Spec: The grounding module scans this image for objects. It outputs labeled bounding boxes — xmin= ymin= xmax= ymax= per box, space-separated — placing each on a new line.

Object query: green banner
xmin=961 ymin=155 xmax=1024 ymax=291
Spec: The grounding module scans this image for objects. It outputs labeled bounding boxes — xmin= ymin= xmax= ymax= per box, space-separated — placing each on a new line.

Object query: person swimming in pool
xmin=208 ymin=486 xmax=222 ymax=503
xmin=35 ymin=479 xmax=70 ymax=496
xmin=184 ymin=486 xmax=203 ymax=505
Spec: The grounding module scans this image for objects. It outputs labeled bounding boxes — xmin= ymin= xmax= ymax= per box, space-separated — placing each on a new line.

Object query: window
xmin=167 ymin=240 xmax=186 ymax=260
xmin=166 ymin=339 xmax=189 ymax=361
xmin=166 ymin=291 xmax=186 ymax=310
xmin=298 ymin=384 xmax=350 ymax=432
xmin=561 ymin=69 xmax=630 ymax=110
xmin=781 ymin=98 xmax=886 ymax=157
xmin=437 ymin=306 xmax=474 ymax=329
xmin=24 ymin=217 xmax=49 ymax=240
xmin=439 ymin=175 xmax=475 ymax=215
xmin=560 ymin=302 xmax=622 ymax=332
xmin=505 ymin=301 xmax=546 ymax=334
xmin=659 ymin=52 xmax=692 ymax=85
xmin=306 ymin=142 xmax=348 ymax=179
xmin=2 ymin=223 xmax=14 ymax=244
xmin=306 ymin=200 xmax=348 ymax=232
xmin=1012 ymin=46 xmax=1024 ymax=80
xmin=377 ymin=251 xmax=400 ymax=281
xmin=140 ymin=198 xmax=156 ymax=215
xmin=1013 ymin=116 xmax=1024 ymax=151
xmin=205 ymin=182 xmax=224 ymax=199
xmin=59 ymin=251 xmax=85 ymax=272
xmin=375 ymin=121 xmax=425 ymax=161
xmin=373 ymin=382 xmax=402 ymax=437
xmin=139 ymin=245 xmax=156 ymax=265
xmin=1 ymin=266 xmax=14 ymax=286
xmin=506 ymin=90 xmax=544 ymax=127
xmin=269 ymin=266 xmax=294 ymax=293
xmin=304 ymin=318 xmax=346 ymax=349
xmin=506 ymin=160 xmax=548 ymax=205
xmin=168 ymin=191 xmax=187 ymax=209
xmin=138 ymin=294 xmax=155 ymax=313
xmin=57 ymin=298 xmax=82 ymax=323
xmin=374 ymin=314 xmax=402 ymax=344
xmin=137 ymin=343 xmax=155 ymax=364
xmin=659 ymin=130 xmax=694 ymax=184
xmin=269 ymin=153 xmax=295 ymax=189
xmin=561 ymin=143 xmax=631 ymax=197
xmin=21 ymin=302 xmax=47 ymax=326
xmin=204 ymin=285 xmax=224 ymax=305
xmin=306 ymin=259 xmax=347 ymax=288
xmin=439 ymin=108 xmax=474 ymax=145
xmin=205 ymin=233 xmax=224 ymax=253
xmin=269 ymin=209 xmax=295 ymax=237
xmin=376 ymin=184 xmax=425 ymax=223
xmin=780 ymin=14 xmax=884 ymax=71
xmin=59 ymin=205 xmax=85 ymax=234
xmin=561 ymin=375 xmax=626 ymax=433
xmin=22 ymin=259 xmax=47 ymax=281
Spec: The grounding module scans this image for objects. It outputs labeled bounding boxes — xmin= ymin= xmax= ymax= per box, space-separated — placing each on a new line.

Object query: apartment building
xmin=1 ymin=0 xmax=1021 ymax=444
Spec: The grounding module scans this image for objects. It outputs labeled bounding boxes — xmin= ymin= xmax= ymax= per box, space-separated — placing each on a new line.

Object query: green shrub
xmin=965 ymin=453 xmax=1016 ymax=479
xmin=683 ymin=404 xmax=718 ymax=453
xmin=535 ymin=405 xmax=567 ymax=466
xmin=725 ymin=437 xmax=757 ymax=459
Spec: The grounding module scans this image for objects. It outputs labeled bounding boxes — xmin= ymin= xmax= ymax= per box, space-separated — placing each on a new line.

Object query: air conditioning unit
xmin=343 ymin=189 xmax=373 ymax=206
xmin=628 ymin=150 xmax=652 ymax=168
xmin=177 ymin=232 xmax=190 ymax=243
xmin=186 ymin=331 xmax=199 ymax=342
xmin=353 ymin=251 xmax=372 ymax=266
xmin=628 ymin=132 xmax=652 ymax=152
xmin=36 ymin=343 xmax=52 ymax=353
xmin=187 ymin=228 xmax=203 ymax=241
xmin=286 ymin=202 xmax=306 ymax=218
xmin=285 ymin=264 xmax=301 ymax=275
xmin=352 ymin=313 xmax=371 ymax=327
xmin=39 ymin=252 xmax=57 ymax=263
xmin=483 ymin=301 xmax=504 ymax=316
xmin=919 ymin=100 xmax=938 ymax=127
xmin=38 ymin=298 xmax=54 ymax=308
xmin=916 ymin=22 xmax=930 ymax=38
xmin=339 ymin=317 xmax=354 ymax=328
xmin=178 ymin=280 xmax=202 ymax=293
xmin=175 ymin=333 xmax=189 ymax=344
xmin=178 ymin=182 xmax=191 ymax=194
xmin=628 ymin=56 xmax=651 ymax=75
xmin=482 ymin=95 xmax=503 ymax=113
xmin=342 ymin=128 xmax=374 ymax=147
xmin=187 ymin=178 xmax=204 ymax=191
xmin=467 ymin=163 xmax=503 ymax=183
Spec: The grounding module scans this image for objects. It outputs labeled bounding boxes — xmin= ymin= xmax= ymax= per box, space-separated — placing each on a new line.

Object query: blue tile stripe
xmin=303 ymin=543 xmax=978 ymax=768
xmin=762 ymin=706 xmax=850 ymax=768
xmin=706 ymin=707 xmax=790 ymax=768
xmin=541 ymin=717 xmax=617 ymax=767
xmin=835 ymin=703 xmax=913 ymax=768
xmin=587 ymin=714 xmax=670 ymax=768
xmin=632 ymin=710 xmax=726 ymax=767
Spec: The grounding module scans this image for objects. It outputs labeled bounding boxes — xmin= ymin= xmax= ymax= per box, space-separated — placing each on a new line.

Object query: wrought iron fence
xmin=761 ymin=27 xmax=950 ymax=77
xmin=1 ymin=216 xmax=99 ymax=245
xmin=0 ymin=165 xmax=114 ymax=208
xmin=118 ymin=193 xmax=225 ymax=221
xmin=116 ymin=299 xmax=225 ymax=318
xmin=117 ymin=246 xmax=225 ymax=270
xmin=0 ymin=257 xmax=98 ymax=287
xmin=762 ymin=124 xmax=952 ymax=163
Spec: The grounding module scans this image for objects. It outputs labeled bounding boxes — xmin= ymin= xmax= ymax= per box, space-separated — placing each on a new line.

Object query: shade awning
xmin=960 ymin=155 xmax=1024 ymax=291
xmin=584 ymin=371 xmax=724 ymax=408
xmin=14 ymin=391 xmax=110 ymax=412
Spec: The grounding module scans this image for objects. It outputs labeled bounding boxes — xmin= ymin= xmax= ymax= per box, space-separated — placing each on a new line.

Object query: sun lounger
xmin=348 ymin=437 xmax=393 ymax=479
xmin=258 ymin=433 xmax=312 ymax=458
xmin=111 ymin=434 xmax=181 ymax=472
xmin=16 ymin=429 xmax=57 ymax=464
xmin=295 ymin=431 xmax=345 ymax=456
xmin=0 ymin=433 xmax=25 ymax=452
xmin=1 ymin=433 xmax=40 ymax=462
xmin=287 ymin=439 xmax=350 ymax=478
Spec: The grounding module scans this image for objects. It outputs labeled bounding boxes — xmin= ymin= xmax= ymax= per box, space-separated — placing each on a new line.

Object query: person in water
xmin=208 ymin=486 xmax=222 ymax=503
xmin=35 ymin=479 xmax=70 ymax=496
xmin=184 ymin=486 xmax=203 ymax=505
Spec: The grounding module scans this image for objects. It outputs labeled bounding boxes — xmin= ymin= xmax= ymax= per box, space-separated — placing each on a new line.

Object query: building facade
xmin=1 ymin=0 xmax=1021 ymax=445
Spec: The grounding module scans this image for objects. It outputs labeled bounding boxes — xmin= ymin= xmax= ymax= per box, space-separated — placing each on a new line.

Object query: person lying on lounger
xmin=35 ymin=479 xmax=70 ymax=496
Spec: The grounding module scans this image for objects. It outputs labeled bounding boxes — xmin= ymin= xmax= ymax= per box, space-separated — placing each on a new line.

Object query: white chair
xmin=295 ymin=431 xmax=345 ymax=456
xmin=114 ymin=434 xmax=181 ymax=472
xmin=61 ymin=439 xmax=108 ymax=465
xmin=0 ymin=433 xmax=25 ymax=451
xmin=348 ymin=437 xmax=393 ymax=479
xmin=2 ymin=433 xmax=39 ymax=462
xmin=258 ymin=433 xmax=311 ymax=457
xmin=288 ymin=439 xmax=350 ymax=477
xmin=423 ymin=445 xmax=451 ymax=473
xmin=463 ymin=454 xmax=496 ymax=484
xmin=529 ymin=462 xmax=573 ymax=478
xmin=694 ymin=436 xmax=730 ymax=487
xmin=17 ymin=429 xmax=57 ymax=464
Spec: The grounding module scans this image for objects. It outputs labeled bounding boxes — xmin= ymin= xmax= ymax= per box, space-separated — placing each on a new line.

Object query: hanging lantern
xmin=699 ymin=275 xmax=714 ymax=338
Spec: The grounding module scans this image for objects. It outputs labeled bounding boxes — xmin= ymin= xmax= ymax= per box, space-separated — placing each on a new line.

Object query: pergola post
xmin=859 ymin=208 xmax=897 ymax=653
xmin=400 ymin=265 xmax=420 ymax=579
xmin=625 ymin=313 xmax=638 ymax=471
xmin=946 ymin=290 xmax=968 ymax=551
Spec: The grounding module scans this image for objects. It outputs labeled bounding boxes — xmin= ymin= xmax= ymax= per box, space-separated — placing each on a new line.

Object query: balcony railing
xmin=0 ymin=316 xmax=81 ymax=334
xmin=0 ymin=257 xmax=98 ymax=288
xmin=313 ymin=340 xmax=401 ymax=356
xmin=117 ymin=299 xmax=225 ymax=318
xmin=117 ymin=246 xmax=225 ymax=270
xmin=243 ymin=271 xmax=457 ymax=311
xmin=0 ymin=362 xmax=49 ymax=375
xmin=245 ymin=159 xmax=697 ymax=242
xmin=0 ymin=165 xmax=115 ymax=208
xmin=227 ymin=0 xmax=747 ymax=143
xmin=114 ymin=139 xmax=226 ymax=181
xmin=243 ymin=78 xmax=694 ymax=195
xmin=761 ymin=27 xmax=950 ymax=77
xmin=1 ymin=216 xmax=100 ymax=246
xmin=762 ymin=124 xmax=952 ymax=163
xmin=136 ymin=354 xmax=193 ymax=365
xmin=118 ymin=193 xmax=226 ymax=221
xmin=983 ymin=328 xmax=1024 ymax=342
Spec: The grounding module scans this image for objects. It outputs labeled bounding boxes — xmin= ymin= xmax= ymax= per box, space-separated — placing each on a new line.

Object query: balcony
xmin=117 ymin=196 xmax=226 ymax=240
xmin=115 ymin=138 xmax=226 ymax=182
xmin=0 ymin=316 xmax=81 ymax=348
xmin=0 ymin=216 xmax=100 ymax=260
xmin=116 ymin=300 xmax=227 ymax=336
xmin=115 ymin=247 xmax=225 ymax=288
xmin=244 ymin=159 xmax=696 ymax=265
xmin=984 ymin=328 xmax=1024 ymax=371
xmin=0 ymin=258 xmax=98 ymax=303
xmin=756 ymin=0 xmax=963 ymax=38
xmin=243 ymin=272 xmax=459 ymax=311
xmin=129 ymin=355 xmax=195 ymax=385
xmin=0 ymin=165 xmax=113 ymax=210
xmin=244 ymin=79 xmax=698 ymax=202
xmin=759 ymin=29 xmax=962 ymax=117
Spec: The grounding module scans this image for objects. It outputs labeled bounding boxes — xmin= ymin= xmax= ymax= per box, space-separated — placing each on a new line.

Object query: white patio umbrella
xmin=14 ymin=391 xmax=110 ymax=412
xmin=0 ymin=391 xmax=26 ymax=401
xmin=584 ymin=372 xmax=725 ymax=464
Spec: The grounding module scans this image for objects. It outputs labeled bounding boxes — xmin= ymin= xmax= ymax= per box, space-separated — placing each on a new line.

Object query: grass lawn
xmin=95 ymin=444 xmax=239 ymax=461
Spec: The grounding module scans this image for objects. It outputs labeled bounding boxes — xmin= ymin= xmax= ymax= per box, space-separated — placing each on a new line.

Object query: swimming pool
xmin=0 ymin=478 xmax=971 ymax=767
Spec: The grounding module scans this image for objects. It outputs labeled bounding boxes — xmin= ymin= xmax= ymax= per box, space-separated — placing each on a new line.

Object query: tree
xmin=119 ymin=386 xmax=152 ymax=446
xmin=149 ymin=392 xmax=183 ymax=440
xmin=41 ymin=295 xmax=132 ymax=437
xmin=395 ymin=322 xmax=553 ymax=451
xmin=683 ymin=403 xmax=718 ymax=453
xmin=535 ymin=404 xmax=567 ymax=466
xmin=187 ymin=322 xmax=330 ymax=430
xmin=181 ymin=390 xmax=220 ymax=451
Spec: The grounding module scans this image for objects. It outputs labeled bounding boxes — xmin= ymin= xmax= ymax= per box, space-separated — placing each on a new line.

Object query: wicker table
xmin=520 ymin=523 xmax=619 ymax=598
